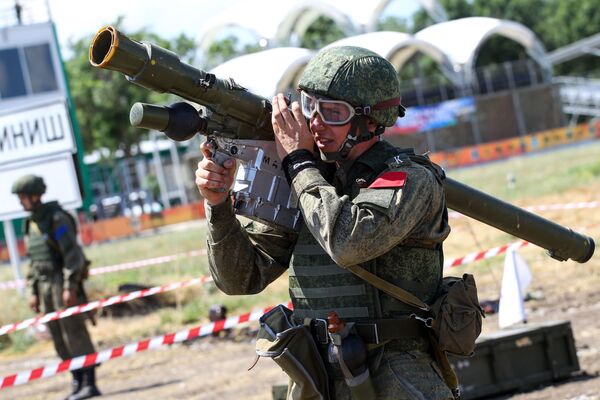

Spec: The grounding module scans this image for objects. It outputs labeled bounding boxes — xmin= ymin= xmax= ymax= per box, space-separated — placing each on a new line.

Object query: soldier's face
xmin=309 ymin=113 xmax=352 ymax=153
xmin=17 ymin=194 xmax=39 ymax=211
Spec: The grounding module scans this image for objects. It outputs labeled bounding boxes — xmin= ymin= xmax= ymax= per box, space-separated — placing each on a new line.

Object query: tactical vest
xmin=289 ymin=142 xmax=447 ymax=322
xmin=25 ymin=202 xmax=66 ymax=268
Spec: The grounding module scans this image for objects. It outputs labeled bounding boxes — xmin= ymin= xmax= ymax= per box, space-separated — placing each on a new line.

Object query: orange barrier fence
xmin=80 ymin=201 xmax=206 ymax=245
xmin=430 ymin=123 xmax=599 ymax=169
xmin=0 ymin=241 xmax=26 ymax=263
xmin=0 ymin=202 xmax=207 ymax=262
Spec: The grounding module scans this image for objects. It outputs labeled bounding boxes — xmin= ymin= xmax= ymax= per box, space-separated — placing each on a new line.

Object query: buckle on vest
xmin=311 ymin=318 xmax=329 ymax=344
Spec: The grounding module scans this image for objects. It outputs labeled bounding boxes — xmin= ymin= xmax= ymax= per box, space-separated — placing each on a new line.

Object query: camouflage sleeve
xmin=25 ymin=263 xmax=39 ymax=297
xmin=206 ymin=200 xmax=298 ymax=295
xmin=290 ymin=164 xmax=449 ymax=267
xmin=52 ymin=211 xmax=86 ymax=290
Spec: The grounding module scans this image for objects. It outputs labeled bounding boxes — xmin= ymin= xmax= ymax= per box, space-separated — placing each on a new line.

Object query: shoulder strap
xmin=344 ymin=264 xmax=430 ymax=311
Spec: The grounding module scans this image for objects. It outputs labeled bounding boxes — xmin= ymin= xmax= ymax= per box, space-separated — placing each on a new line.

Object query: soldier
xmin=195 ymin=46 xmax=454 ymax=399
xmin=11 ymin=175 xmax=101 ymax=400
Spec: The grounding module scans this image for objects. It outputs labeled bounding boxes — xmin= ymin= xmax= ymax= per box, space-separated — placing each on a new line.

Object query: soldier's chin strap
xmin=320 ymin=116 xmax=381 ymax=162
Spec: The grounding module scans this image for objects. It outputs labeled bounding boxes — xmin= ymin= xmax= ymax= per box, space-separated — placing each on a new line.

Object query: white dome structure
xmin=326 ymin=31 xmax=461 ymax=86
xmin=198 ymin=0 xmax=448 ymax=51
xmin=415 ymin=17 xmax=551 ymax=85
xmin=210 ymin=47 xmax=315 ymax=98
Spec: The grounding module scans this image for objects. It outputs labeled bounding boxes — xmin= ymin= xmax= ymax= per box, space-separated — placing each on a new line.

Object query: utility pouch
xmin=429 ymin=274 xmax=485 ymax=356
xmin=255 ymin=305 xmax=330 ymax=400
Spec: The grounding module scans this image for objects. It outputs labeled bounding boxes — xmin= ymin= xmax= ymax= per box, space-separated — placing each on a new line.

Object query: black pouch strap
xmin=355 ymin=318 xmax=427 ymax=344
xmin=301 ymin=316 xmax=428 ymax=345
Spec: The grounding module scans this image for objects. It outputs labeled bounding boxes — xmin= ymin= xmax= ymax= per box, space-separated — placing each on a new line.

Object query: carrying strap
xmin=344 ymin=264 xmax=430 ymax=312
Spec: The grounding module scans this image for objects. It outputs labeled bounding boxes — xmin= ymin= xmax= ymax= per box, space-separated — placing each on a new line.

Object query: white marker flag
xmin=498 ymin=248 xmax=532 ymax=328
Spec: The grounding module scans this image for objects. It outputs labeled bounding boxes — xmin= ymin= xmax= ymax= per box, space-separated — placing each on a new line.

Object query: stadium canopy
xmin=210 ymin=47 xmax=315 ymax=98
xmin=325 ymin=31 xmax=461 ymax=86
xmin=415 ymin=17 xmax=551 ymax=85
xmin=198 ymin=0 xmax=448 ymax=52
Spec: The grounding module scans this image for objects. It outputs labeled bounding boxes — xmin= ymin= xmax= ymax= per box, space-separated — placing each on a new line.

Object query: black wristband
xmin=282 ymin=149 xmax=318 ymax=185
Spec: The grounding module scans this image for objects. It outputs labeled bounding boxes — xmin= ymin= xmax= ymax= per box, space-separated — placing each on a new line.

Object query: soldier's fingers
xmin=200 ymin=141 xmax=214 ymax=158
xmin=291 ymin=102 xmax=305 ymax=126
xmin=196 ymin=165 xmax=230 ymax=182
xmin=195 ymin=171 xmax=227 ymax=190
xmin=198 ymin=157 xmax=227 ymax=175
xmin=272 ymin=94 xmax=293 ymax=127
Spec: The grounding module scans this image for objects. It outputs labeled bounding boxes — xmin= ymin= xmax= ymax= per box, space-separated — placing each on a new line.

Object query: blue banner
xmin=386 ymin=97 xmax=475 ymax=135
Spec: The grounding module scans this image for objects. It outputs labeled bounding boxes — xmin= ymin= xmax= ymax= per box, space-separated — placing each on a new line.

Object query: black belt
xmin=306 ymin=317 xmax=429 ymax=345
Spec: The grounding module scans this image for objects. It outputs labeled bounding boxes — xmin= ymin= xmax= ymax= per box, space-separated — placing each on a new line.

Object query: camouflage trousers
xmin=287 ymin=348 xmax=453 ymax=400
xmin=38 ymin=277 xmax=96 ymax=361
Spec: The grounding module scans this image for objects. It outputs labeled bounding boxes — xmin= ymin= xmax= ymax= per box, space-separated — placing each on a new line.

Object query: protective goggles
xmin=300 ymin=91 xmax=357 ymax=125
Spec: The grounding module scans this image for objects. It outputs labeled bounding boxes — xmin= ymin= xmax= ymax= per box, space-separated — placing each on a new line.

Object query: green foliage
xmin=205 ymin=35 xmax=262 ymax=69
xmin=376 ymin=16 xmax=410 ymax=32
xmin=64 ymin=17 xmax=197 ymax=158
xmin=300 ymin=16 xmax=346 ymax=49
xmin=4 ymin=331 xmax=36 ymax=354
xmin=412 ymin=0 xmax=473 ymax=33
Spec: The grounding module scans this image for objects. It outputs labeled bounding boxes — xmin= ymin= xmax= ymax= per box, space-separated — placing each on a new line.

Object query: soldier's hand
xmin=29 ymin=295 xmax=40 ymax=313
xmin=195 ymin=141 xmax=236 ymax=206
xmin=271 ymin=93 xmax=313 ymax=159
xmin=62 ymin=288 xmax=77 ymax=307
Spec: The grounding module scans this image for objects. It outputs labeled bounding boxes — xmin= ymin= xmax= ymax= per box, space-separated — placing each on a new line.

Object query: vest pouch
xmin=430 ymin=274 xmax=485 ymax=356
xmin=255 ymin=305 xmax=330 ymax=400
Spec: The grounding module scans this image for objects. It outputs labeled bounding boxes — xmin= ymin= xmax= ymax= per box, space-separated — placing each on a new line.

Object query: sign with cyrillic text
xmin=0 ymin=101 xmax=75 ymax=165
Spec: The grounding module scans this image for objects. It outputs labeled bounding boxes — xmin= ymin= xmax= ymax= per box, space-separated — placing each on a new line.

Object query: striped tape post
xmin=0 ymin=302 xmax=292 ymax=390
xmin=0 ymin=275 xmax=213 ymax=337
xmin=444 ymin=240 xmax=529 ymax=269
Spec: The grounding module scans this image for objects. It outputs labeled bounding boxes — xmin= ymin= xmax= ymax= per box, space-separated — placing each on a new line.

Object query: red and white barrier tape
xmin=0 ymin=239 xmax=545 ymax=336
xmin=0 ymin=302 xmax=293 ymax=390
xmin=444 ymin=240 xmax=529 ymax=269
xmin=0 ymin=279 xmax=24 ymax=291
xmin=0 ymin=249 xmax=207 ymax=291
xmin=0 ymin=275 xmax=213 ymax=337
xmin=449 ymin=201 xmax=599 ymax=219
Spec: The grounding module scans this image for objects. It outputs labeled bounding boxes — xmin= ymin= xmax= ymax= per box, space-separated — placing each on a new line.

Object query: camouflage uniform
xmin=25 ymin=201 xmax=96 ymax=360
xmin=205 ymin=45 xmax=453 ymax=400
xmin=207 ymin=140 xmax=453 ymax=399
xmin=13 ymin=173 xmax=101 ymax=399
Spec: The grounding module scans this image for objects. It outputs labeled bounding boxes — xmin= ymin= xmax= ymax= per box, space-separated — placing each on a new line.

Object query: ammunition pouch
xmin=429 ymin=274 xmax=485 ymax=357
xmin=255 ymin=305 xmax=330 ymax=400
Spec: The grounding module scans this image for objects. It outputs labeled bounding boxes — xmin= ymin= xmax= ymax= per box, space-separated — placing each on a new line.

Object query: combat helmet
xmin=11 ymin=174 xmax=46 ymax=195
xmin=298 ymin=46 xmax=404 ymax=128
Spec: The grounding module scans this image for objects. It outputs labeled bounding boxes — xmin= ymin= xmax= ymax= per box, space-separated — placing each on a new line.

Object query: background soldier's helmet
xmin=11 ymin=174 xmax=46 ymax=195
xmin=298 ymin=46 xmax=404 ymax=127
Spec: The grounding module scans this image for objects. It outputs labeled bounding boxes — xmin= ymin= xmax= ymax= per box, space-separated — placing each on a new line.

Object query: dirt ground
xmin=2 ymin=256 xmax=600 ymax=399
xmin=2 ymin=200 xmax=600 ymax=399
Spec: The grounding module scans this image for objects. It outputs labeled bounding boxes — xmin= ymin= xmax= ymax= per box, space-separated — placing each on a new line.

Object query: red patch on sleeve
xmin=368 ymin=171 xmax=407 ymax=189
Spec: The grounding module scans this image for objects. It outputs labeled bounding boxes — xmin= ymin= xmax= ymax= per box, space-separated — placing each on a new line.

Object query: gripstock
xmin=89 ymin=26 xmax=594 ymax=263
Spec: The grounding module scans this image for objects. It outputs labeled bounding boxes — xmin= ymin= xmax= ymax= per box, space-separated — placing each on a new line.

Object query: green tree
xmin=65 ymin=17 xmax=197 ymax=158
xmin=204 ymin=35 xmax=262 ymax=69
xmin=412 ymin=0 xmax=473 ymax=33
xmin=539 ymin=0 xmax=600 ymax=76
xmin=376 ymin=16 xmax=410 ymax=32
xmin=300 ymin=15 xmax=346 ymax=49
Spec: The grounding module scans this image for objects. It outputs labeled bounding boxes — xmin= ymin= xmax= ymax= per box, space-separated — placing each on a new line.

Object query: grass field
xmin=1 ymin=139 xmax=599 ymax=355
